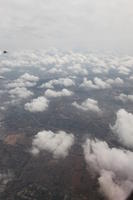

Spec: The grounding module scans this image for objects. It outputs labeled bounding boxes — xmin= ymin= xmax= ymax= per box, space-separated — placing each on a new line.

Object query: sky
xmin=0 ymin=0 xmax=133 ymax=53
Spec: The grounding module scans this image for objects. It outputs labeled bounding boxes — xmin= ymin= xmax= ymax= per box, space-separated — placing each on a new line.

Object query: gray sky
xmin=0 ymin=0 xmax=133 ymax=53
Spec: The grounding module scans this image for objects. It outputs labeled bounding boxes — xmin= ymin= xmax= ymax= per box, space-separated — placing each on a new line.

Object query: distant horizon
xmin=1 ymin=48 xmax=133 ymax=57
xmin=0 ymin=0 xmax=133 ymax=54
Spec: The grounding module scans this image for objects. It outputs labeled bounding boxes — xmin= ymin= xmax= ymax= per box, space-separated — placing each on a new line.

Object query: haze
xmin=0 ymin=0 xmax=133 ymax=53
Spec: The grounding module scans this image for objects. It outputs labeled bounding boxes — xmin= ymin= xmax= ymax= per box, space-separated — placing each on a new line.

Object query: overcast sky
xmin=0 ymin=0 xmax=133 ymax=53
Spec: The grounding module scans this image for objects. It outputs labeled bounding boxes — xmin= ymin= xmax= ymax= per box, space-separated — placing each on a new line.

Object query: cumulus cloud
xmin=83 ymin=138 xmax=133 ymax=200
xmin=7 ymin=73 xmax=39 ymax=88
xmin=98 ymin=170 xmax=132 ymax=200
xmin=72 ymin=98 xmax=101 ymax=113
xmin=111 ymin=109 xmax=133 ymax=148
xmin=67 ymin=64 xmax=88 ymax=76
xmin=115 ymin=94 xmax=133 ymax=103
xmin=24 ymin=96 xmax=49 ymax=112
xmin=106 ymin=77 xmax=124 ymax=86
xmin=45 ymin=88 xmax=73 ymax=98
xmin=7 ymin=73 xmax=39 ymax=100
xmin=118 ymin=67 xmax=130 ymax=75
xmin=80 ymin=77 xmax=111 ymax=90
xmin=31 ymin=130 xmax=75 ymax=158
xmin=40 ymin=77 xmax=75 ymax=89
xmin=9 ymin=87 xmax=33 ymax=99
xmin=80 ymin=77 xmax=123 ymax=90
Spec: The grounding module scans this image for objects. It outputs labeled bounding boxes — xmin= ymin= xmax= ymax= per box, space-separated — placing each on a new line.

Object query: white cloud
xmin=7 ymin=73 xmax=39 ymax=88
xmin=80 ymin=77 xmax=123 ymax=90
xmin=83 ymin=138 xmax=133 ymax=200
xmin=45 ymin=88 xmax=73 ymax=98
xmin=80 ymin=78 xmax=98 ymax=89
xmin=98 ymin=170 xmax=132 ymax=200
xmin=72 ymin=98 xmax=101 ymax=113
xmin=9 ymin=87 xmax=33 ymax=99
xmin=115 ymin=93 xmax=133 ymax=103
xmin=7 ymin=73 xmax=39 ymax=101
xmin=118 ymin=67 xmax=130 ymax=75
xmin=80 ymin=77 xmax=111 ymax=90
xmin=20 ymin=73 xmax=39 ymax=82
xmin=111 ymin=109 xmax=133 ymax=148
xmin=24 ymin=96 xmax=49 ymax=112
xmin=94 ymin=77 xmax=111 ymax=89
xmin=40 ymin=82 xmax=54 ymax=89
xmin=106 ymin=77 xmax=124 ymax=86
xmin=67 ymin=64 xmax=88 ymax=76
xmin=40 ymin=77 xmax=75 ymax=89
xmin=48 ymin=68 xmax=63 ymax=75
xmin=31 ymin=130 xmax=75 ymax=158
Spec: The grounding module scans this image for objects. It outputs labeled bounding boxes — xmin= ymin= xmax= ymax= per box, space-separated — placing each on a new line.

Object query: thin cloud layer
xmin=31 ymin=130 xmax=75 ymax=158
xmin=1 ymin=0 xmax=133 ymax=53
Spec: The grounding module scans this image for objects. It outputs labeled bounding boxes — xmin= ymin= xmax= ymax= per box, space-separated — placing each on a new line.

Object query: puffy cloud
xmin=7 ymin=73 xmax=39 ymax=101
xmin=24 ymin=96 xmax=49 ymax=112
xmin=115 ymin=94 xmax=133 ymax=103
xmin=80 ymin=77 xmax=111 ymax=90
xmin=118 ymin=67 xmax=130 ymax=75
xmin=9 ymin=87 xmax=33 ymax=99
xmin=111 ymin=109 xmax=133 ymax=148
xmin=80 ymin=78 xmax=98 ymax=89
xmin=31 ymin=130 xmax=75 ymax=158
xmin=83 ymin=138 xmax=133 ymax=200
xmin=67 ymin=64 xmax=88 ymax=76
xmin=98 ymin=170 xmax=132 ymax=200
xmin=40 ymin=77 xmax=75 ymax=89
xmin=48 ymin=68 xmax=63 ymax=75
xmin=7 ymin=73 xmax=39 ymax=88
xmin=94 ymin=77 xmax=111 ymax=89
xmin=45 ymin=88 xmax=73 ymax=98
xmin=20 ymin=73 xmax=39 ymax=82
xmin=72 ymin=98 xmax=101 ymax=113
xmin=40 ymin=81 xmax=54 ymax=89
xmin=106 ymin=77 xmax=124 ymax=86
xmin=80 ymin=77 xmax=123 ymax=90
